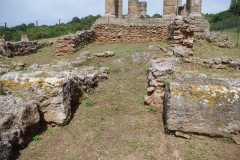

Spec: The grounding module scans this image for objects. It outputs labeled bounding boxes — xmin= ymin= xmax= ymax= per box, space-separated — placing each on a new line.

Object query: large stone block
xmin=1 ymin=68 xmax=100 ymax=125
xmin=165 ymin=78 xmax=240 ymax=136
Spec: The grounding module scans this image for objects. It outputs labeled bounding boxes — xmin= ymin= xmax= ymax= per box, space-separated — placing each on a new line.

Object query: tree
xmin=229 ymin=0 xmax=240 ymax=15
xmin=152 ymin=14 xmax=162 ymax=18
xmin=71 ymin=16 xmax=81 ymax=23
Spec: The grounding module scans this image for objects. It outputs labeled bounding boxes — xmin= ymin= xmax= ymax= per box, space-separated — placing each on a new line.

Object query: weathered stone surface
xmin=165 ymin=78 xmax=240 ymax=136
xmin=0 ymin=96 xmax=40 ymax=146
xmin=0 ymin=96 xmax=40 ymax=159
xmin=55 ymin=30 xmax=95 ymax=56
xmin=1 ymin=67 xmax=103 ymax=125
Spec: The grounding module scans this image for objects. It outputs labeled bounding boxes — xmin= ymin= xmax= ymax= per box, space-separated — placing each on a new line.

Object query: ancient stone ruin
xmin=0 ymin=39 xmax=52 ymax=57
xmin=96 ymin=0 xmax=209 ymax=31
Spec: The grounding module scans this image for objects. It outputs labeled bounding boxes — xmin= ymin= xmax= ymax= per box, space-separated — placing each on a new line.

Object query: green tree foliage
xmin=202 ymin=1 xmax=240 ymax=31
xmin=152 ymin=14 xmax=162 ymax=18
xmin=0 ymin=14 xmax=101 ymax=41
xmin=229 ymin=0 xmax=240 ymax=15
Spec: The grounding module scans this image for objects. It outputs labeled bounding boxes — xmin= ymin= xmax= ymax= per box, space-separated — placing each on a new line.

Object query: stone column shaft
xmin=138 ymin=1 xmax=147 ymax=18
xmin=105 ymin=0 xmax=116 ymax=16
xmin=128 ymin=0 xmax=139 ymax=15
xmin=163 ymin=0 xmax=177 ymax=17
xmin=118 ymin=0 xmax=123 ymax=18
xmin=190 ymin=0 xmax=202 ymax=13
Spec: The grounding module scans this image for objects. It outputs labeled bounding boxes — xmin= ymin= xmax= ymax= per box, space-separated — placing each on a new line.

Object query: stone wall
xmin=144 ymin=59 xmax=179 ymax=112
xmin=169 ymin=16 xmax=195 ymax=57
xmin=55 ymin=30 xmax=95 ymax=56
xmin=0 ymin=39 xmax=52 ymax=58
xmin=93 ymin=23 xmax=169 ymax=42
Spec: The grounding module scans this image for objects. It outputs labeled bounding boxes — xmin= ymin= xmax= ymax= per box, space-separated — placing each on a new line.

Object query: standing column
xmin=189 ymin=0 xmax=202 ymax=16
xmin=163 ymin=0 xmax=177 ymax=18
xmin=118 ymin=0 xmax=123 ymax=18
xmin=105 ymin=0 xmax=116 ymax=17
xmin=128 ymin=0 xmax=139 ymax=17
xmin=138 ymin=1 xmax=147 ymax=18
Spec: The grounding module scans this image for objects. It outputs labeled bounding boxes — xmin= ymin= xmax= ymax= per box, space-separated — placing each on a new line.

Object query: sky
xmin=0 ymin=0 xmax=231 ymax=26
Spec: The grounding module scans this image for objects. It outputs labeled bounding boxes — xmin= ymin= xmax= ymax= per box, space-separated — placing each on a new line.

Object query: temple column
xmin=128 ymin=0 xmax=139 ymax=17
xmin=163 ymin=0 xmax=177 ymax=18
xmin=138 ymin=1 xmax=147 ymax=18
xmin=105 ymin=0 xmax=116 ymax=17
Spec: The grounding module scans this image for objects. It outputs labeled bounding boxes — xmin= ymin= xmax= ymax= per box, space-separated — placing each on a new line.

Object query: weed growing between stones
xmin=33 ymin=135 xmax=42 ymax=141
xmin=85 ymin=99 xmax=95 ymax=107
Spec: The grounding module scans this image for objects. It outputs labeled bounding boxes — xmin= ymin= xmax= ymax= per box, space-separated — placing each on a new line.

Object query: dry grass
xmin=5 ymin=39 xmax=240 ymax=160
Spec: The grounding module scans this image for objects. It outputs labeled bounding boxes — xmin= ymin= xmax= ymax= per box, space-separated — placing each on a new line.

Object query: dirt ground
xmin=7 ymin=41 xmax=240 ymax=160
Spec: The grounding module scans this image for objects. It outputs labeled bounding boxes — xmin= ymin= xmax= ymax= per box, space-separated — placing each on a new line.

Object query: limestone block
xmin=1 ymin=68 xmax=100 ymax=125
xmin=165 ymin=78 xmax=240 ymax=136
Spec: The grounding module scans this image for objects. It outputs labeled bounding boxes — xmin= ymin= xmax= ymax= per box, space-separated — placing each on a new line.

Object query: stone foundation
xmin=93 ymin=23 xmax=169 ymax=42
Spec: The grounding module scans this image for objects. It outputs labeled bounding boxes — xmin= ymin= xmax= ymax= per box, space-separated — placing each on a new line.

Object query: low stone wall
xmin=93 ymin=24 xmax=169 ymax=42
xmin=55 ymin=30 xmax=95 ymax=56
xmin=144 ymin=59 xmax=179 ymax=112
xmin=196 ymin=32 xmax=235 ymax=48
xmin=165 ymin=78 xmax=240 ymax=136
xmin=184 ymin=57 xmax=240 ymax=70
xmin=0 ymin=39 xmax=53 ymax=57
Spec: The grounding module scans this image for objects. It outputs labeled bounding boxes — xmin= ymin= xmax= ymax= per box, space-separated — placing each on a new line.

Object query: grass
xmin=7 ymin=39 xmax=240 ymax=160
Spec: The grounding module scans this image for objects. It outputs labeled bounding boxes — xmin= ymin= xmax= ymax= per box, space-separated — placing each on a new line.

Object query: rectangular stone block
xmin=165 ymin=78 xmax=240 ymax=136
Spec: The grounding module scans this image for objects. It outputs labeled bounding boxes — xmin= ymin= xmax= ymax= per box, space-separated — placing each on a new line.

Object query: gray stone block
xmin=165 ymin=78 xmax=240 ymax=136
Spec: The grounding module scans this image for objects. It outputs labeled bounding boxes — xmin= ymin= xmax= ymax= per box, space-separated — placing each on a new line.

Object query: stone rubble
xmin=197 ymin=32 xmax=235 ymax=48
